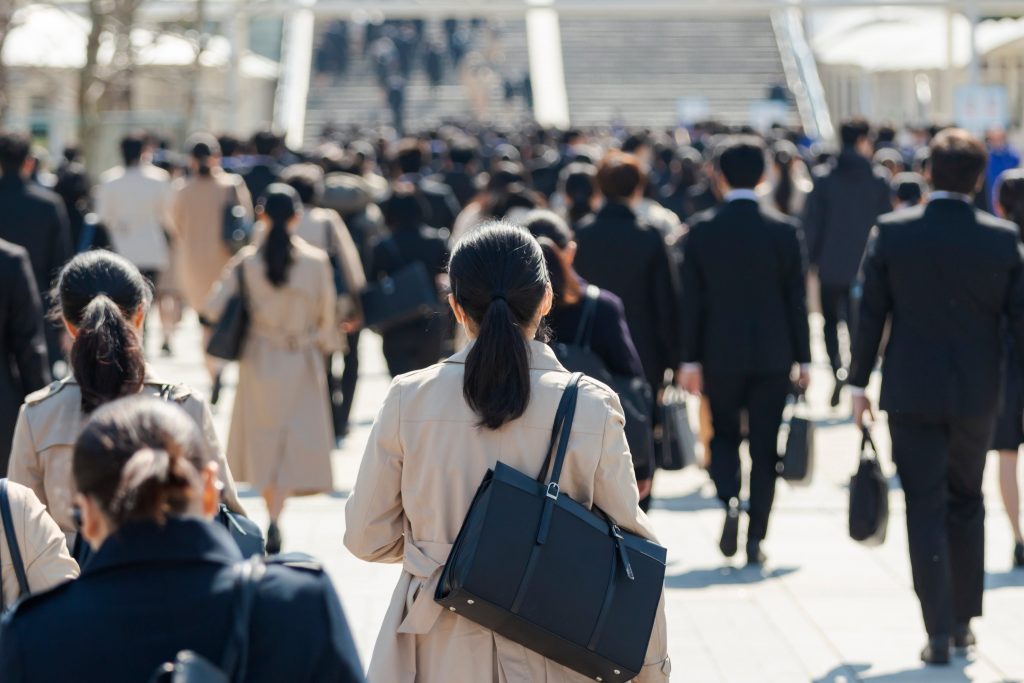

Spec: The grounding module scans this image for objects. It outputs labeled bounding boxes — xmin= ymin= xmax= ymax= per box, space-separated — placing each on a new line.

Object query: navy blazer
xmin=0 ymin=518 xmax=364 ymax=683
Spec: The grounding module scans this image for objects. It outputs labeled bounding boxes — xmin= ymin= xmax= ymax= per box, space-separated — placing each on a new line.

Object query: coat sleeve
xmin=7 ymin=251 xmax=50 ymax=395
xmin=7 ymin=409 xmax=44 ymax=507
xmin=783 ymin=225 xmax=812 ymax=365
xmin=801 ymin=177 xmax=826 ymax=266
xmin=182 ymin=395 xmax=245 ymax=516
xmin=678 ymin=231 xmax=703 ymax=365
xmin=1004 ymin=241 xmax=1024 ymax=386
xmin=316 ymin=256 xmax=341 ymax=355
xmin=48 ymin=201 xmax=72 ymax=290
xmin=201 ymin=255 xmax=244 ymax=323
xmin=15 ymin=483 xmax=79 ymax=602
xmin=650 ymin=235 xmax=683 ymax=374
xmin=343 ymin=379 xmax=404 ymax=563
xmin=848 ymin=227 xmax=891 ymax=389
xmin=590 ymin=393 xmax=669 ymax=681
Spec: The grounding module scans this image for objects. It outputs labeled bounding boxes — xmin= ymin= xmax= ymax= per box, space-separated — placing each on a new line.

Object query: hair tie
xmin=491 ymin=291 xmax=506 ymax=302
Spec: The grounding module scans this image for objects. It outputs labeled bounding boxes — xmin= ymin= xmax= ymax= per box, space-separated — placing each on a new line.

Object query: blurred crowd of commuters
xmin=0 ymin=115 xmax=1022 ymax=677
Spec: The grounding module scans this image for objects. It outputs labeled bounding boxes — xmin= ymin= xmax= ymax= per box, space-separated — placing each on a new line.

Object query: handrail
xmin=771 ymin=6 xmax=835 ymax=143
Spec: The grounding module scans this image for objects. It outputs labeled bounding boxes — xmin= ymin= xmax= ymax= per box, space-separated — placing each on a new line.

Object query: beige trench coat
xmin=168 ymin=170 xmax=254 ymax=312
xmin=7 ymin=373 xmax=244 ymax=548
xmin=1 ymin=480 xmax=79 ymax=609
xmin=203 ymin=239 xmax=339 ymax=492
xmin=344 ymin=341 xmax=671 ymax=683
xmin=292 ymin=206 xmax=367 ymax=326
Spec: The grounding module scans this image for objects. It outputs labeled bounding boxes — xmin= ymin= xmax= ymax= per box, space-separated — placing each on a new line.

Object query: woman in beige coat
xmin=167 ymin=135 xmax=254 ymax=399
xmin=204 ymin=185 xmax=338 ymax=554
xmin=344 ymin=224 xmax=670 ymax=682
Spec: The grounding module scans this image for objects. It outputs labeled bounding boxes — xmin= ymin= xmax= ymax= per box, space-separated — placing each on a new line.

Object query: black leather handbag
xmin=552 ymin=286 xmax=655 ymax=477
xmin=360 ymin=239 xmax=438 ymax=333
xmin=778 ymin=391 xmax=815 ymax=484
xmin=657 ymin=385 xmax=698 ymax=471
xmin=206 ymin=267 xmax=250 ymax=361
xmin=150 ymin=557 xmax=265 ymax=683
xmin=222 ymin=184 xmax=254 ymax=254
xmin=849 ymin=427 xmax=889 ymax=545
xmin=436 ymin=373 xmax=667 ymax=682
xmin=217 ymin=505 xmax=265 ymax=558
xmin=0 ymin=479 xmax=30 ymax=612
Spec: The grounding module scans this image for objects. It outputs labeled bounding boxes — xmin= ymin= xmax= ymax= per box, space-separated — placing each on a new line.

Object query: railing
xmin=771 ymin=6 xmax=834 ymax=143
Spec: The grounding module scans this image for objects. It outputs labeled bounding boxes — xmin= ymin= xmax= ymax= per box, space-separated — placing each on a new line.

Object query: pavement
xmin=148 ymin=313 xmax=1024 ymax=683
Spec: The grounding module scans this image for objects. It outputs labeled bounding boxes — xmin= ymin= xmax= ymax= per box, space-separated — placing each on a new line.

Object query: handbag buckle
xmin=545 ymin=482 xmax=560 ymax=500
xmin=611 ymin=524 xmax=625 ymax=541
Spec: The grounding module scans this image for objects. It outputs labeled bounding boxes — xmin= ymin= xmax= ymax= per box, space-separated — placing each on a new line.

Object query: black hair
xmin=251 ymin=130 xmax=282 ymax=157
xmin=259 ymin=184 xmax=301 ymax=287
xmin=187 ymin=133 xmax=220 ymax=177
xmin=524 ymin=210 xmax=580 ymax=307
xmin=892 ymin=172 xmax=927 ymax=206
xmin=715 ymin=136 xmax=766 ymax=190
xmin=394 ymin=138 xmax=425 ymax=175
xmin=996 ymin=169 xmax=1024 ymax=234
xmin=0 ymin=131 xmax=30 ymax=176
xmin=559 ymin=162 xmax=597 ymax=225
xmin=280 ymin=163 xmax=325 ymax=205
xmin=383 ymin=186 xmax=426 ymax=231
xmin=73 ymin=397 xmax=209 ymax=527
xmin=53 ymin=251 xmax=153 ymax=413
xmin=448 ymin=137 xmax=478 ymax=166
xmin=930 ymin=128 xmax=988 ymax=195
xmin=120 ymin=133 xmax=145 ymax=166
xmin=840 ymin=118 xmax=871 ymax=148
xmin=449 ymin=223 xmax=550 ymax=430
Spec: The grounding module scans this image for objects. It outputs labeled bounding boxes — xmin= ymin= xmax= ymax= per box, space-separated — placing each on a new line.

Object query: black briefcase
xmin=777 ymin=391 xmax=815 ymax=484
xmin=360 ymin=261 xmax=439 ymax=333
xmin=657 ymin=385 xmax=698 ymax=471
xmin=849 ymin=427 xmax=889 ymax=545
xmin=206 ymin=267 xmax=250 ymax=361
xmin=436 ymin=373 xmax=667 ymax=682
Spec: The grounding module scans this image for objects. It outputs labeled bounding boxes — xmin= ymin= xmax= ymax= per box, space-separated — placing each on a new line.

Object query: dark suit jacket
xmin=679 ymin=199 xmax=811 ymax=375
xmin=0 ymin=239 xmax=50 ymax=469
xmin=0 ymin=176 xmax=72 ymax=297
xmin=802 ymin=150 xmax=892 ymax=287
xmin=574 ymin=202 xmax=681 ymax=388
xmin=0 ymin=518 xmax=364 ymax=683
xmin=242 ymin=162 xmax=281 ymax=203
xmin=849 ymin=200 xmax=1024 ymax=418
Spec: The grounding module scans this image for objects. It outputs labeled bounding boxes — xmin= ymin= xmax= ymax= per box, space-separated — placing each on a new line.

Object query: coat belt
xmin=396 ymin=539 xmax=452 ymax=635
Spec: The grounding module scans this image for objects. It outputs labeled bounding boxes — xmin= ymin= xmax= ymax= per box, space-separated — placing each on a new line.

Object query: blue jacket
xmin=0 ymin=517 xmax=364 ymax=682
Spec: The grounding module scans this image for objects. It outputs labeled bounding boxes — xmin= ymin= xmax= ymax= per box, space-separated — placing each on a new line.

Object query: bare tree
xmin=181 ymin=0 xmax=208 ymax=140
xmin=0 ymin=0 xmax=21 ymax=122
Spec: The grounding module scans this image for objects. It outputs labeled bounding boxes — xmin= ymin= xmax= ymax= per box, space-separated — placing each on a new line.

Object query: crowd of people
xmin=0 ymin=115 xmax=1021 ymax=679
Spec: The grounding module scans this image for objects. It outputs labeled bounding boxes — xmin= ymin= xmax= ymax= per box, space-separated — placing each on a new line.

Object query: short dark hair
xmin=120 ymin=133 xmax=145 ymax=166
xmin=448 ymin=138 xmax=477 ymax=166
xmin=596 ymin=151 xmax=645 ymax=202
xmin=929 ymin=128 xmax=988 ymax=195
xmin=892 ymin=172 xmax=927 ymax=205
xmin=250 ymin=130 xmax=282 ymax=157
xmin=840 ymin=118 xmax=872 ymax=148
xmin=0 ymin=131 xmax=31 ymax=176
xmin=715 ymin=136 xmax=766 ymax=189
xmin=279 ymin=163 xmax=324 ymax=205
xmin=394 ymin=138 xmax=425 ymax=175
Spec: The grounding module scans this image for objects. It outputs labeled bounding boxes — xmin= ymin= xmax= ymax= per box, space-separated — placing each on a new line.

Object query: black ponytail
xmin=449 ymin=223 xmax=550 ymax=430
xmin=259 ymin=183 xmax=301 ymax=287
xmin=54 ymin=251 xmax=152 ymax=413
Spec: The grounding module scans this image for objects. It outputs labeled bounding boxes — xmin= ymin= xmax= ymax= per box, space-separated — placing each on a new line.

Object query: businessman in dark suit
xmin=678 ymin=137 xmax=811 ymax=565
xmin=850 ymin=129 xmax=1024 ymax=664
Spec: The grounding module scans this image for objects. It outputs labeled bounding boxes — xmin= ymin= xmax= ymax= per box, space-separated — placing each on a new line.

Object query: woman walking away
xmin=204 ymin=185 xmax=339 ymax=554
xmin=0 ymin=396 xmax=363 ymax=683
xmin=7 ymin=251 xmax=244 ymax=557
xmin=167 ymin=134 xmax=254 ymax=404
xmin=993 ymin=168 xmax=1024 ymax=567
xmin=344 ymin=223 xmax=669 ymax=682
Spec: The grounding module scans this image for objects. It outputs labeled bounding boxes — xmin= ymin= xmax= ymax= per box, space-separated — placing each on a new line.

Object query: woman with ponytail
xmin=991 ymin=169 xmax=1024 ymax=568
xmin=345 ymin=223 xmax=669 ymax=682
xmin=204 ymin=184 xmax=339 ymax=553
xmin=0 ymin=396 xmax=364 ymax=683
xmin=7 ymin=250 xmax=243 ymax=555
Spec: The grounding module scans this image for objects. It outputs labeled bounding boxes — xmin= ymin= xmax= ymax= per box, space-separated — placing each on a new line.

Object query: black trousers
xmin=888 ymin=413 xmax=992 ymax=637
xmin=332 ymin=330 xmax=361 ymax=436
xmin=820 ymin=283 xmax=853 ymax=373
xmin=704 ymin=372 xmax=791 ymax=543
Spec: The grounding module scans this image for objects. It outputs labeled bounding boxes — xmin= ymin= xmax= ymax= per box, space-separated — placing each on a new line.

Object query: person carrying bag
xmin=849 ymin=426 xmax=889 ymax=545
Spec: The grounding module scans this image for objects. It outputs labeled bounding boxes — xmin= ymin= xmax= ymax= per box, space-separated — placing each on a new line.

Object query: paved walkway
xmin=148 ymin=314 xmax=1024 ymax=683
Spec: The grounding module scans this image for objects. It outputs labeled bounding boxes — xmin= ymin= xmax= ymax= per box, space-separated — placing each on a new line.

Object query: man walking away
xmin=678 ymin=137 xmax=811 ymax=566
xmin=850 ymin=129 xmax=1024 ymax=665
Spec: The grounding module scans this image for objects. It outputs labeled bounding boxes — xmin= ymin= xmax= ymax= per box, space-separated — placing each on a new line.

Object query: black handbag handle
xmin=572 ymin=286 xmax=600 ymax=350
xmin=860 ymin=426 xmax=879 ymax=461
xmin=220 ymin=557 xmax=266 ymax=681
xmin=535 ymin=373 xmax=584 ymax=488
xmin=0 ymin=479 xmax=30 ymax=606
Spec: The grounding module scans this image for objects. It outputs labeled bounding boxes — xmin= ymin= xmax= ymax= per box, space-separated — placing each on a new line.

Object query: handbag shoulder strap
xmin=535 ymin=373 xmax=584 ymax=487
xmin=0 ymin=479 xmax=30 ymax=602
xmin=861 ymin=426 xmax=879 ymax=462
xmin=572 ymin=285 xmax=601 ymax=350
xmin=220 ymin=556 xmax=267 ymax=681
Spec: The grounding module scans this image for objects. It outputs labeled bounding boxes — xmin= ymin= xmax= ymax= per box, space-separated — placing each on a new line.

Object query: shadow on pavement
xmin=237 ymin=486 xmax=351 ymax=500
xmin=651 ymin=488 xmax=720 ymax=513
xmin=813 ymin=660 xmax=982 ymax=682
xmin=664 ymin=564 xmax=797 ymax=589
xmin=985 ymin=568 xmax=1024 ymax=591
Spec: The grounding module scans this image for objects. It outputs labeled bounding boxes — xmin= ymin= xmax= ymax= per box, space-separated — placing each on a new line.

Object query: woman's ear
xmin=64 ymin=320 xmax=78 ymax=340
xmin=76 ymin=493 xmax=109 ymax=551
xmin=131 ymin=307 xmax=146 ymax=332
xmin=200 ymin=462 xmax=223 ymax=519
xmin=540 ymin=283 xmax=554 ymax=318
xmin=564 ymin=241 xmax=578 ymax=267
xmin=448 ymin=293 xmax=466 ymax=328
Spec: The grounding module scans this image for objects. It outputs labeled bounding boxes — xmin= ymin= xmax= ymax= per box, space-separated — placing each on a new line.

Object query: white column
xmin=274 ymin=0 xmax=315 ymax=149
xmin=525 ymin=4 xmax=569 ymax=129
xmin=226 ymin=0 xmax=248 ymax=134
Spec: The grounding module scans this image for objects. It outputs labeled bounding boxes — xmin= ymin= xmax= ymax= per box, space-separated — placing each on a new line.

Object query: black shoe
xmin=160 ymin=340 xmax=173 ymax=357
xmin=952 ymin=622 xmax=976 ymax=650
xmin=266 ymin=522 xmax=282 ymax=555
xmin=746 ymin=541 xmax=766 ymax=567
xmin=920 ymin=637 xmax=951 ymax=665
xmin=719 ymin=498 xmax=740 ymax=558
xmin=830 ymin=378 xmax=845 ymax=408
xmin=1014 ymin=542 xmax=1024 ymax=568
xmin=210 ymin=374 xmax=223 ymax=406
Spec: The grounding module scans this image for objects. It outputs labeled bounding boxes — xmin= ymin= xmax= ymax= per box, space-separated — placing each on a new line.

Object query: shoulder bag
xmin=360 ymin=237 xmax=438 ymax=333
xmin=150 ymin=557 xmax=266 ymax=683
xmin=0 ymin=479 xmax=31 ymax=612
xmin=849 ymin=426 xmax=889 ymax=545
xmin=222 ymin=182 xmax=253 ymax=254
xmin=552 ymin=286 xmax=656 ymax=476
xmin=324 ymin=219 xmax=349 ymax=297
xmin=435 ymin=373 xmax=667 ymax=682
xmin=206 ymin=266 xmax=250 ymax=362
xmin=777 ymin=390 xmax=815 ymax=485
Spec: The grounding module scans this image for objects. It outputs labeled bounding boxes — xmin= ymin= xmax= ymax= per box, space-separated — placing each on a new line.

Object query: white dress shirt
xmin=95 ymin=164 xmax=173 ymax=271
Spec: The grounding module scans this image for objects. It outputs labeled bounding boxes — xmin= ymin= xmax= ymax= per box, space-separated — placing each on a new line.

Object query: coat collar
xmin=444 ymin=339 xmax=566 ymax=372
xmin=83 ymin=517 xmax=242 ymax=576
xmin=597 ymin=201 xmax=637 ymax=221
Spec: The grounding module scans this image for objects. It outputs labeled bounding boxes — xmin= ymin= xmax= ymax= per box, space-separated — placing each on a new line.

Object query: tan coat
xmin=7 ymin=373 xmax=244 ymax=548
xmin=1 ymin=480 xmax=79 ymax=609
xmin=292 ymin=206 xmax=366 ymax=324
xmin=344 ymin=341 xmax=671 ymax=683
xmin=203 ymin=239 xmax=339 ymax=492
xmin=168 ymin=170 xmax=254 ymax=312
